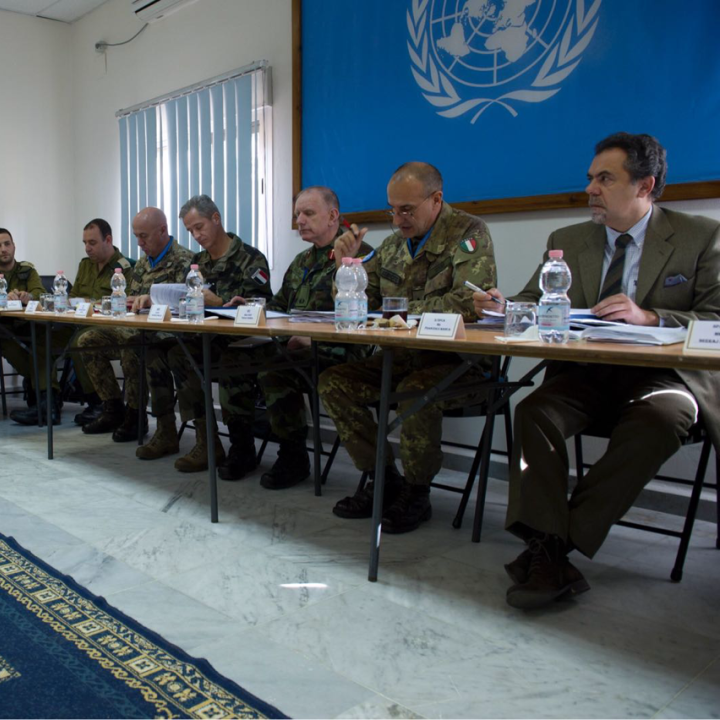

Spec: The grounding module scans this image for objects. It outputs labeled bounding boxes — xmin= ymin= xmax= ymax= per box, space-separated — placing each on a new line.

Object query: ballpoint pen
xmin=464 ymin=280 xmax=505 ymax=305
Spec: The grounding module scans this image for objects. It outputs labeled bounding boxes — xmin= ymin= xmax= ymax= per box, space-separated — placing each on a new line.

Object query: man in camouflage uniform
xmin=218 ymin=186 xmax=372 ymax=486
xmin=79 ymin=208 xmax=192 ymax=442
xmin=139 ymin=195 xmax=272 ymax=473
xmin=8 ymin=219 xmax=133 ymax=426
xmin=0 ymin=226 xmax=45 ymax=409
xmin=318 ymin=162 xmax=497 ymax=533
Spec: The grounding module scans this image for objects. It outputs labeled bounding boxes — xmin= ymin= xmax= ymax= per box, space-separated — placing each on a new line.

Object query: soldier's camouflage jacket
xmin=71 ymin=247 xmax=133 ymax=299
xmin=4 ymin=260 xmax=45 ymax=300
xmin=128 ymin=239 xmax=194 ymax=295
xmin=363 ymin=202 xmax=496 ymax=320
xmin=191 ymin=232 xmax=272 ymax=304
xmin=269 ymin=236 xmax=374 ymax=363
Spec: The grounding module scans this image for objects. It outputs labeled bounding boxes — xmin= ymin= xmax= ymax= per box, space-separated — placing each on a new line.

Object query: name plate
xmin=74 ymin=302 xmax=93 ymax=317
xmin=25 ymin=301 xmax=40 ymax=314
xmin=234 ymin=305 xmax=266 ymax=327
xmin=416 ymin=313 xmax=466 ymax=340
xmin=6 ymin=300 xmax=23 ymax=311
xmin=684 ymin=321 xmax=720 ymax=354
xmin=147 ymin=304 xmax=171 ymax=322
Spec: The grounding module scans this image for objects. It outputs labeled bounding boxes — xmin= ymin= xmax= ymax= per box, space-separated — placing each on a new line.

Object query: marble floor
xmin=0 ymin=399 xmax=718 ymax=719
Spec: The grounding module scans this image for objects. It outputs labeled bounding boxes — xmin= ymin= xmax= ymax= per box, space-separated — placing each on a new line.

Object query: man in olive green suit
xmin=474 ymin=132 xmax=720 ymax=609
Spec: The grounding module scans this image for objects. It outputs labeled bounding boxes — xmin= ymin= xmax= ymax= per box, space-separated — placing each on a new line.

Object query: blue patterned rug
xmin=0 ymin=533 xmax=288 ymax=719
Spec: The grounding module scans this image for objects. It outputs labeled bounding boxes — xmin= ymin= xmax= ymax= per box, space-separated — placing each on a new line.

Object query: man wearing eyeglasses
xmin=318 ymin=161 xmax=497 ymax=534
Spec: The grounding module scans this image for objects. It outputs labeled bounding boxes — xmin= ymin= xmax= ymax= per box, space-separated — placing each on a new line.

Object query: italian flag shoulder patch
xmin=460 ymin=238 xmax=477 ymax=253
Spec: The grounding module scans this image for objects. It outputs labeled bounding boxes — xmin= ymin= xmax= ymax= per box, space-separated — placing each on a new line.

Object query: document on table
xmin=205 ymin=308 xmax=290 ymax=321
xmin=580 ymin=325 xmax=687 ymax=346
xmin=150 ymin=283 xmax=186 ymax=309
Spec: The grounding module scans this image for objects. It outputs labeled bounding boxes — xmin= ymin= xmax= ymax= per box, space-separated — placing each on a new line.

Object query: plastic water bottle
xmin=335 ymin=257 xmax=359 ymax=331
xmin=352 ymin=258 xmax=368 ymax=328
xmin=110 ymin=268 xmax=127 ymax=318
xmin=0 ymin=275 xmax=7 ymax=310
xmin=53 ymin=271 xmax=69 ymax=314
xmin=185 ymin=264 xmax=205 ymax=324
xmin=538 ymin=249 xmax=572 ymax=344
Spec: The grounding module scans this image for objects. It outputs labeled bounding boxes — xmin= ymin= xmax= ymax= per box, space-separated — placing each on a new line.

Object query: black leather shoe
xmin=10 ymin=391 xmax=61 ymax=426
xmin=218 ymin=442 xmax=258 ymax=481
xmin=74 ymin=395 xmax=103 ymax=426
xmin=381 ymin=483 xmax=432 ymax=534
xmin=82 ymin=399 xmax=125 ymax=435
xmin=260 ymin=441 xmax=310 ymax=490
xmin=112 ymin=407 xmax=149 ymax=442
xmin=332 ymin=466 xmax=404 ymax=519
xmin=506 ymin=536 xmax=590 ymax=609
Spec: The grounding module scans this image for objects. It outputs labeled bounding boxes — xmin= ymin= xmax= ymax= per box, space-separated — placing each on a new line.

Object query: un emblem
xmin=408 ymin=0 xmax=602 ymax=122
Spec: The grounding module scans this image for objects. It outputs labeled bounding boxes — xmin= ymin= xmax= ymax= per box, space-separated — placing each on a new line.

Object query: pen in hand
xmin=464 ymin=280 xmax=506 ymax=305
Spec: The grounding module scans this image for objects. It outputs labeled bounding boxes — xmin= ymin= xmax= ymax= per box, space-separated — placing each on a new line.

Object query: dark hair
xmin=179 ymin=194 xmax=220 ymax=220
xmin=84 ymin=218 xmax=113 ymax=240
xmin=295 ymin=186 xmax=340 ymax=212
xmin=391 ymin=162 xmax=443 ymax=194
xmin=0 ymin=228 xmax=13 ymax=241
xmin=594 ymin=132 xmax=667 ymax=200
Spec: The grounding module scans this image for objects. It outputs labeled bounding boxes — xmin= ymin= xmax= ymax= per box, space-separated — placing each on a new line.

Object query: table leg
xmin=368 ymin=348 xmax=394 ymax=582
xmin=138 ymin=330 xmax=146 ymax=445
xmin=45 ymin=322 xmax=53 ymax=460
xmin=30 ymin=322 xmax=42 ymax=428
xmin=311 ymin=340 xmax=322 ymax=496
xmin=202 ymin=334 xmax=218 ymax=523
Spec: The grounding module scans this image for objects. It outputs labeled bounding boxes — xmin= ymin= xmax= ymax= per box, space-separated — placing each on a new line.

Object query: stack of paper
xmin=580 ymin=325 xmax=687 ymax=346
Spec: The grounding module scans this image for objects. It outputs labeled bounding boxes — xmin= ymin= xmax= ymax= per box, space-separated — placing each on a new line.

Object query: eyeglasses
xmin=384 ymin=193 xmax=436 ymax=220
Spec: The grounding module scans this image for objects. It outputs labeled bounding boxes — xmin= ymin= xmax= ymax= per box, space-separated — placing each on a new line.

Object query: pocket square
xmin=664 ymin=274 xmax=688 ymax=287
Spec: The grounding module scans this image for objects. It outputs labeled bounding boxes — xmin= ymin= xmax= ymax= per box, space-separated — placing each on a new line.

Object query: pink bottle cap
xmin=114 ymin=268 xmax=122 ymax=273
xmin=342 ymin=257 xmax=353 ymax=266
xmin=191 ymin=264 xmax=199 ymax=270
xmin=548 ymin=250 xmax=564 ymax=259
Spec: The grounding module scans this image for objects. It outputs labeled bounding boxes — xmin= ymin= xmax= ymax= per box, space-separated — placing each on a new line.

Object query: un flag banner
xmin=300 ymin=0 xmax=720 ymax=214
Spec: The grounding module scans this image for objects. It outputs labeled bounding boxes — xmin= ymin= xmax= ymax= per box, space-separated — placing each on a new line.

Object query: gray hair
xmin=179 ymin=194 xmax=221 ymax=220
xmin=391 ymin=162 xmax=443 ymax=195
xmin=295 ymin=186 xmax=340 ymax=212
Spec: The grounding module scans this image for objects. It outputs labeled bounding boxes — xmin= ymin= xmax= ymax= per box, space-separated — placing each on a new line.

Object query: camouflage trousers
xmin=76 ymin=327 xmax=155 ymax=410
xmin=0 ymin=322 xmax=93 ymax=393
xmin=257 ymin=346 xmax=342 ymax=443
xmin=144 ymin=336 xmax=267 ymax=425
xmin=318 ymin=349 xmax=491 ymax=486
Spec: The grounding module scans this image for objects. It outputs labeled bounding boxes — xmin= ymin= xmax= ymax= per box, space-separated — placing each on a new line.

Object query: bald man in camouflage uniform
xmin=79 ymin=209 xmax=192 ymax=441
xmin=139 ymin=195 xmax=272 ymax=473
xmin=218 ymin=187 xmax=372 ymax=486
xmin=8 ymin=219 xmax=133 ymax=426
xmin=319 ymin=162 xmax=497 ymax=534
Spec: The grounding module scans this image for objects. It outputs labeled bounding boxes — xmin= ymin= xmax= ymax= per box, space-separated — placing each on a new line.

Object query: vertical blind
xmin=117 ymin=60 xmax=272 ymax=264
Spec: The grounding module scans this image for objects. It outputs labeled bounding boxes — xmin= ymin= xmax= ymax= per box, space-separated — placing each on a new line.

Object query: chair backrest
xmin=40 ymin=275 xmax=74 ymax=295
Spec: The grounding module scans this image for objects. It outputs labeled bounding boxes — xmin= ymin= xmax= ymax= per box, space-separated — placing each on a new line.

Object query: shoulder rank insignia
xmin=252 ymin=268 xmax=269 ymax=285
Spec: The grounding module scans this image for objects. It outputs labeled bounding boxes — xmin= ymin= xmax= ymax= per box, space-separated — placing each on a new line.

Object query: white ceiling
xmin=0 ymin=0 xmax=109 ymax=23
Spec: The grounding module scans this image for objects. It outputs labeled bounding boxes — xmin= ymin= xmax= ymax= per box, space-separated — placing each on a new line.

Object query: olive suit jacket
xmin=513 ymin=205 xmax=720 ymax=451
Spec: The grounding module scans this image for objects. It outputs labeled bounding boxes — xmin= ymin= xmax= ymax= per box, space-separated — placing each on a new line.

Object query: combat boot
xmin=112 ymin=405 xmax=149 ymax=443
xmin=381 ymin=481 xmax=432 ymax=534
xmin=82 ymin=398 xmax=124 ymax=434
xmin=174 ymin=418 xmax=226 ymax=473
xmin=260 ymin=439 xmax=310 ymax=490
xmin=135 ymin=414 xmax=179 ymax=460
xmin=10 ymin=391 xmax=61 ymax=426
xmin=218 ymin=421 xmax=257 ymax=481
xmin=74 ymin=393 xmax=103 ymax=426
xmin=332 ymin=466 xmax=404 ymax=519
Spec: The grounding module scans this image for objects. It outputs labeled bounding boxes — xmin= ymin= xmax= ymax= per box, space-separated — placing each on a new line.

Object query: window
xmin=117 ymin=61 xmax=272 ymax=265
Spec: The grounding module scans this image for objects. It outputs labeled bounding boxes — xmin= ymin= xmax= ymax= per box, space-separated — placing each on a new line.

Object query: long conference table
xmin=2 ymin=309 xmax=719 ymax=581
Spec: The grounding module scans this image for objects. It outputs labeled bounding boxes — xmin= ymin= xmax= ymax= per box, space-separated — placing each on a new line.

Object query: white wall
xmin=69 ymin=0 xmax=293 ymax=277
xmin=0 ymin=10 xmax=74 ymax=276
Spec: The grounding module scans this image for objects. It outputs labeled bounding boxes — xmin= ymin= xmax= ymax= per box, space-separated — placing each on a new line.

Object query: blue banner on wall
xmin=301 ymin=0 xmax=720 ymax=213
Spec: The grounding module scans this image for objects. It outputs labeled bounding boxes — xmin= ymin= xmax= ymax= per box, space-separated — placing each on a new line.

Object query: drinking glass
xmin=504 ymin=302 xmax=537 ymax=338
xmin=101 ymin=296 xmax=112 ymax=316
xmin=382 ymin=297 xmax=408 ymax=322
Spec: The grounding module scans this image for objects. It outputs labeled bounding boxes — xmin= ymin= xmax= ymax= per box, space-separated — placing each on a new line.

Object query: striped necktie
xmin=598 ymin=233 xmax=632 ymax=302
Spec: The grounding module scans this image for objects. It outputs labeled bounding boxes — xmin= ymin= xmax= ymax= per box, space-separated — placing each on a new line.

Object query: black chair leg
xmin=321 ymin=435 xmax=341 ymax=485
xmin=452 ymin=422 xmax=489 ymax=530
xmin=177 ymin=419 xmax=189 ymax=442
xmin=0 ymin=359 xmax=7 ymax=417
xmin=671 ymin=438 xmax=712 ymax=582
xmin=503 ymin=403 xmax=513 ymax=460
xmin=574 ymin=435 xmax=585 ymax=480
